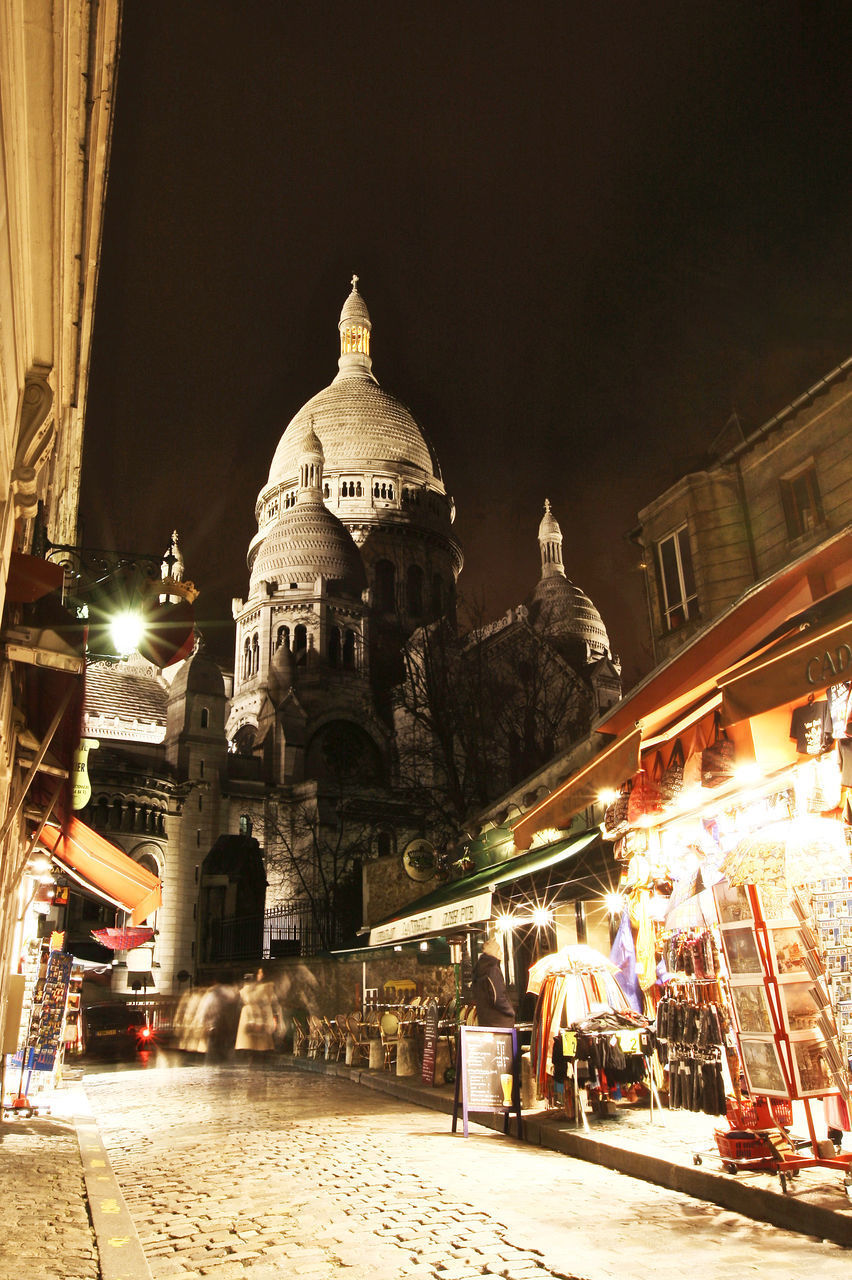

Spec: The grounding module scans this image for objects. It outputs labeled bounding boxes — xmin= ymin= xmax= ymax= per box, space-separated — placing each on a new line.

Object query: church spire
xmin=538 ymin=498 xmax=566 ymax=580
xmin=336 ymin=274 xmax=373 ymax=378
xmin=296 ymin=417 xmax=324 ymax=502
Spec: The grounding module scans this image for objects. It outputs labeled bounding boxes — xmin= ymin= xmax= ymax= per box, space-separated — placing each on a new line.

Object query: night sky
xmin=80 ymin=2 xmax=852 ymax=684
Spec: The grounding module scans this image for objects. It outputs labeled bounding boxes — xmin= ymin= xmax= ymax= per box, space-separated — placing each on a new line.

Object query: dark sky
xmin=80 ymin=2 xmax=852 ymax=684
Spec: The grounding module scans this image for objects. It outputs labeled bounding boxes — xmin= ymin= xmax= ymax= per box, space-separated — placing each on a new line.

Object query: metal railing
xmin=206 ymin=900 xmax=347 ymax=964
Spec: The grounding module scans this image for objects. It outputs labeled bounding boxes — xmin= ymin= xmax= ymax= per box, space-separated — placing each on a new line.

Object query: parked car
xmin=80 ymin=1002 xmax=153 ymax=1059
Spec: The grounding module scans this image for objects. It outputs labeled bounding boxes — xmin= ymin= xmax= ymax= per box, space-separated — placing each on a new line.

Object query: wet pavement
xmin=3 ymin=1053 xmax=852 ymax=1280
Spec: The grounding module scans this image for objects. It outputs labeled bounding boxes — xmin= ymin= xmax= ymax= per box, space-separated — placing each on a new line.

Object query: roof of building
xmin=167 ymin=635 xmax=225 ymax=700
xmin=250 ymin=497 xmax=367 ymax=597
xmin=83 ymin=660 xmax=168 ymax=738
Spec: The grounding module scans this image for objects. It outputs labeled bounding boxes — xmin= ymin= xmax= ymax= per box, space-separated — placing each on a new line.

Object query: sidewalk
xmin=1 ymin=1052 xmax=850 ymax=1280
xmin=285 ymin=1053 xmax=852 ymax=1248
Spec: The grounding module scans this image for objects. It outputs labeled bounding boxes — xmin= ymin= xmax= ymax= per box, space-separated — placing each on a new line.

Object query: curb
xmin=73 ymin=1087 xmax=153 ymax=1280
xmin=282 ymin=1055 xmax=852 ymax=1248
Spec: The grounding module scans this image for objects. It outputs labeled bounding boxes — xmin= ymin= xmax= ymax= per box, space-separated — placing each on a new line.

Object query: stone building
xmin=632 ymin=358 xmax=852 ymax=666
xmin=0 ymin=2 xmax=120 ymax=1037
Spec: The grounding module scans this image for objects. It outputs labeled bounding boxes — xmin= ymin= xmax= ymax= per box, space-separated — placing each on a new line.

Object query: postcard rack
xmin=714 ymin=880 xmax=852 ymax=1193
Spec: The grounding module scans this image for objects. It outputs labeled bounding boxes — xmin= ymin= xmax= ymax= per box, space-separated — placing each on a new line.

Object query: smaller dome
xmin=168 ymin=635 xmax=225 ymax=700
xmin=528 ymin=576 xmax=611 ymax=658
xmin=267 ymin=641 xmax=293 ymax=706
xmin=250 ymin=501 xmax=367 ymax=597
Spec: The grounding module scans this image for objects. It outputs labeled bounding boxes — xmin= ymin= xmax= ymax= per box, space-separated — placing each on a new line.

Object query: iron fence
xmin=207 ymin=900 xmax=346 ymax=964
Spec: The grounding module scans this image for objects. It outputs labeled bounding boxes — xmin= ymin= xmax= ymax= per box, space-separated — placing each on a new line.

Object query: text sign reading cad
xmin=368 ymin=890 xmax=493 ymax=947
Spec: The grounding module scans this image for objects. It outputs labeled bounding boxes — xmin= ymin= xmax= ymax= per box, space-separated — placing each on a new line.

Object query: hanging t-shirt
xmin=827 ymin=682 xmax=852 ymax=741
xmin=790 ymin=701 xmax=832 ymax=755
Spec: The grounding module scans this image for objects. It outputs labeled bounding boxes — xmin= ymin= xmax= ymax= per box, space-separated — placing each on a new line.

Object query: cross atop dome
xmin=351 ymin=273 xmax=359 ymax=291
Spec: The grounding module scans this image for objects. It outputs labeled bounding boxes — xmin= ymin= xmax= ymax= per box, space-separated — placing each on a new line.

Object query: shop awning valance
xmin=38 ymin=818 xmax=162 ymax=925
xmin=720 ymin=612 xmax=852 ymax=726
xmin=367 ymin=829 xmax=599 ymax=946
xmin=511 ymin=728 xmax=642 ymax=852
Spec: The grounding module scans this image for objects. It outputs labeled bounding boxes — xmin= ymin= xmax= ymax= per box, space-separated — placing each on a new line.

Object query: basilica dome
xmin=527 ymin=499 xmax=611 ymax=660
xmin=265 ymin=278 xmax=442 ymax=489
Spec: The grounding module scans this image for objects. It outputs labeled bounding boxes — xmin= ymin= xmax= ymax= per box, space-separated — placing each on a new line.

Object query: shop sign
xmin=721 ymin=616 xmax=852 ymax=725
xmin=805 ymin=643 xmax=852 ymax=687
xmin=368 ymin=889 xmax=493 ymax=947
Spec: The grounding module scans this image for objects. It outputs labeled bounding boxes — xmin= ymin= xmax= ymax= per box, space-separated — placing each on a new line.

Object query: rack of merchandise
xmin=715 ymin=879 xmax=852 ymax=1192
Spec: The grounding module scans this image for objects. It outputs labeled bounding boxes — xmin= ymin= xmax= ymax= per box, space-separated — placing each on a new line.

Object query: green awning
xmin=367 ymin=829 xmax=599 ymax=947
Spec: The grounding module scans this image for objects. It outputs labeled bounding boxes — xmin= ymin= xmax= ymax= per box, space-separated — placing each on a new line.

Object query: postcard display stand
xmin=716 ymin=880 xmax=852 ymax=1188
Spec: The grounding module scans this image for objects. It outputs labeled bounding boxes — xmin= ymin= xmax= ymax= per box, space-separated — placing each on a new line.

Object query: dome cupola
xmin=337 ymin=274 xmax=373 ymax=379
xmin=528 ymin=500 xmax=611 ymax=662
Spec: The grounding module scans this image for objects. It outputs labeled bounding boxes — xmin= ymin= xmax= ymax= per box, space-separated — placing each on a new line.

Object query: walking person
xmin=469 ymin=936 xmax=515 ymax=1028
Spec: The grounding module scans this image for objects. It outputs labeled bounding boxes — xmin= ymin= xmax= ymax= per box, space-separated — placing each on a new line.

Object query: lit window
xmin=657 ymin=524 xmax=697 ymax=632
xmin=781 ymin=464 xmax=824 ymax=540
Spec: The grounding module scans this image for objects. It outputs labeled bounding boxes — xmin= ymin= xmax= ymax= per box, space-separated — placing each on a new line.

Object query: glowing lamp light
xmin=495 ymin=913 xmax=516 ymax=933
xmin=604 ymin=892 xmax=625 ymax=916
xmin=532 ymin=906 xmax=553 ymax=928
xmin=598 ymin=788 xmax=619 ymax=806
xmin=110 ymin=609 xmax=146 ymax=657
xmin=735 ymin=762 xmax=763 ymax=786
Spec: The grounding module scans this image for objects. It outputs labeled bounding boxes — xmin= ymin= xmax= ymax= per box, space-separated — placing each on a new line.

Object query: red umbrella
xmin=91 ymin=926 xmax=154 ymax=951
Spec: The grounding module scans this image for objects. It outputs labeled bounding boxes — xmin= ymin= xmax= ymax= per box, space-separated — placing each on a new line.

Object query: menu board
xmin=421 ymin=998 xmax=439 ymax=1086
xmin=452 ymin=1026 xmax=521 ymax=1138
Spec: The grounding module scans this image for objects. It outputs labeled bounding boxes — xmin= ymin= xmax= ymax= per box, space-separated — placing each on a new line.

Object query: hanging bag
xmin=603 ymin=781 xmax=632 ymax=839
xmin=701 ymin=714 xmax=736 ymax=789
xmin=627 ymin=755 xmax=663 ymax=825
xmin=660 ymin=739 xmax=685 ymax=805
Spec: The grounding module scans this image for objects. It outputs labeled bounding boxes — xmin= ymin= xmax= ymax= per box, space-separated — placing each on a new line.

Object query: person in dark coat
xmin=469 ymin=936 xmax=515 ymax=1027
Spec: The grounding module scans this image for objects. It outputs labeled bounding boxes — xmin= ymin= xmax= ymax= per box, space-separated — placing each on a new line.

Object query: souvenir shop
xmin=518 ymin=589 xmax=852 ymax=1190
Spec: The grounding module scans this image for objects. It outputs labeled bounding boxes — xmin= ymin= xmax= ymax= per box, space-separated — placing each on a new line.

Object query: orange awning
xmin=38 ymin=818 xmax=162 ymax=925
xmin=511 ymin=726 xmax=642 ymax=851
xmin=720 ymin=612 xmax=852 ymax=726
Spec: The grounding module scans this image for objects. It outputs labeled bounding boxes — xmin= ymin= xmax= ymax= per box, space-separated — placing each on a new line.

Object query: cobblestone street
xmin=80 ymin=1061 xmax=851 ymax=1280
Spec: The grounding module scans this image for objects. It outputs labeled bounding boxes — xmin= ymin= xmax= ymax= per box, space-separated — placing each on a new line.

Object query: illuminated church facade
xmin=72 ymin=280 xmax=619 ymax=991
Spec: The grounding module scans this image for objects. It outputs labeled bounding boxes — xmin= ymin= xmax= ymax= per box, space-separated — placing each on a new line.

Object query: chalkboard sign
xmin=421 ymin=997 xmax=439 ymax=1086
xmin=452 ymin=1025 xmax=522 ymax=1138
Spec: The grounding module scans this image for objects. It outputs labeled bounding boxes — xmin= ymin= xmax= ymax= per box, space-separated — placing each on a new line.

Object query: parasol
xmin=527 ymin=944 xmax=618 ymax=995
xmin=720 ymin=817 xmax=852 ymax=893
xmin=665 ymin=864 xmax=726 ymax=930
xmin=91 ymin=926 xmax=155 ymax=951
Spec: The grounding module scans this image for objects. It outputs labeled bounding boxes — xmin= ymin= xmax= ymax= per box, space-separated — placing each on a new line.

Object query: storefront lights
xmin=532 ymin=906 xmax=553 ymax=928
xmin=109 ymin=609 xmax=146 ymax=657
xmin=604 ymin=891 xmax=625 ymax=916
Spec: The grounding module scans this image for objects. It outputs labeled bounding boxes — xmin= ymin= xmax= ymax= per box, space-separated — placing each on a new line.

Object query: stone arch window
xmin=388 ymin=483 xmax=394 ymax=500
xmin=276 ymin=625 xmax=290 ymax=651
xmin=343 ymin=628 xmax=356 ymax=669
xmin=328 ymin=626 xmax=341 ymax=667
xmin=242 ymin=637 xmax=252 ymax=679
xmin=124 ymin=801 xmax=135 ymax=832
xmin=112 ymin=798 xmax=122 ymax=830
xmin=294 ymin=624 xmax=307 ymax=664
xmin=251 ymin=633 xmax=260 ymax=674
xmin=375 ymin=560 xmax=395 ymax=612
xmin=356 ymin=481 xmax=363 ymax=497
xmin=431 ymin=574 xmax=443 ymax=617
xmin=406 ymin=564 xmax=424 ymax=616
xmin=95 ymin=796 xmax=109 ymax=829
xmin=323 ymin=483 xmax=330 ymax=498
xmin=200 ymin=707 xmax=209 ymax=729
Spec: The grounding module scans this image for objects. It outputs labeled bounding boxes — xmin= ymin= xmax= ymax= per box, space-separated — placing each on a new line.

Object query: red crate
xmin=715 ymin=1128 xmax=775 ymax=1164
xmin=725 ymin=1095 xmax=792 ymax=1130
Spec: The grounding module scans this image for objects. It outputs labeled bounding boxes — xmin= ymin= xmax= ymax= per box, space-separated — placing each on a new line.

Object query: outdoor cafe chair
xmin=307 ymin=1014 xmax=325 ymax=1059
xmin=291 ymin=1010 xmax=309 ymax=1056
xmin=345 ymin=1013 xmax=371 ymax=1066
xmin=379 ymin=1011 xmax=399 ymax=1069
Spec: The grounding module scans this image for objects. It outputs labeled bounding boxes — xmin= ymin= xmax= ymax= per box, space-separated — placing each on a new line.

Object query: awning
xmin=511 ymin=728 xmax=642 ymax=852
xmin=367 ymin=829 xmax=599 ymax=946
xmin=37 ymin=818 xmax=162 ymax=925
xmin=720 ymin=611 xmax=852 ymax=726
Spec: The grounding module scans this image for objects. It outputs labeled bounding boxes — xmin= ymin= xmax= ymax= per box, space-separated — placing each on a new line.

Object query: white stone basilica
xmin=72 ymin=279 xmax=619 ymax=990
